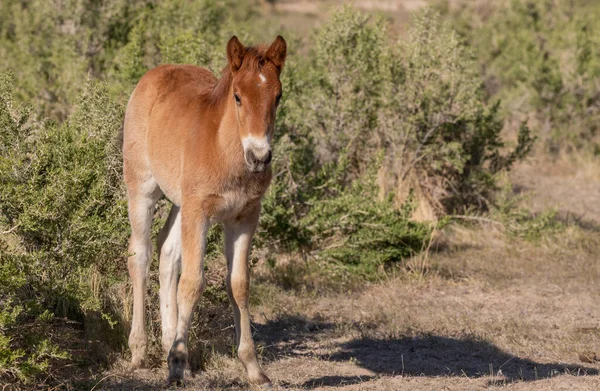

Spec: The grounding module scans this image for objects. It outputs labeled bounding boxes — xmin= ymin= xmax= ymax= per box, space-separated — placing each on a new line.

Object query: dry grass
xmin=510 ymin=156 xmax=600 ymax=226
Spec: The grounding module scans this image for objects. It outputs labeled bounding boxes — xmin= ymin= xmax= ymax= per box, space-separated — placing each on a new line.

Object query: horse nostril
xmin=264 ymin=150 xmax=272 ymax=165
xmin=245 ymin=149 xmax=256 ymax=165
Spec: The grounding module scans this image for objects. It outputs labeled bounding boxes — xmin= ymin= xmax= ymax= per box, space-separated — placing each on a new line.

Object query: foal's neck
xmin=211 ymin=69 xmax=246 ymax=175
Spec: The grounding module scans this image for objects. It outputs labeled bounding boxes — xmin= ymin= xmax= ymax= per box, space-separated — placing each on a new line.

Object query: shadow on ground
xmin=323 ymin=335 xmax=597 ymax=380
xmin=255 ymin=314 xmax=599 ymax=388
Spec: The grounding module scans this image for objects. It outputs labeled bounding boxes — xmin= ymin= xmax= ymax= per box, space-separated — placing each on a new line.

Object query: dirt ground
xmin=92 ymin=158 xmax=600 ymax=390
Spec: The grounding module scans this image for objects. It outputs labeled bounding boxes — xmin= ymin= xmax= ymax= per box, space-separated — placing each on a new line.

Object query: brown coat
xmin=122 ymin=36 xmax=286 ymax=387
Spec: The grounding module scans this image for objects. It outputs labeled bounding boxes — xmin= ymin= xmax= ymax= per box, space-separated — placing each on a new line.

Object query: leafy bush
xmin=267 ymin=7 xmax=534 ymax=230
xmin=0 ymin=1 xmax=273 ymax=384
xmin=380 ymin=10 xmax=534 ymax=213
xmin=0 ymin=0 xmax=145 ymax=119
xmin=258 ymin=8 xmax=534 ymax=286
xmin=444 ymin=0 xmax=600 ymax=153
xmin=0 ymin=73 xmax=128 ymax=385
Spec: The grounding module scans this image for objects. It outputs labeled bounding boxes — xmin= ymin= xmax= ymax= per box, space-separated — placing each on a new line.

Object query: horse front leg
xmin=224 ymin=205 xmax=271 ymax=388
xmin=167 ymin=203 xmax=209 ymax=385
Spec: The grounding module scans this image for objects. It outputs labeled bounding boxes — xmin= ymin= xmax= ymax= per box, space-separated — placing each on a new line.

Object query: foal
xmin=122 ymin=35 xmax=286 ymax=387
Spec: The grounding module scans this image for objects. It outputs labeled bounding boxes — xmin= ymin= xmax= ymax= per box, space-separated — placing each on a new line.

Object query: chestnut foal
xmin=122 ymin=36 xmax=286 ymax=387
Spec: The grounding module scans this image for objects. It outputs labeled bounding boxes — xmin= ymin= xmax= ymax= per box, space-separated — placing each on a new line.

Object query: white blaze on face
xmin=259 ymin=73 xmax=267 ymax=83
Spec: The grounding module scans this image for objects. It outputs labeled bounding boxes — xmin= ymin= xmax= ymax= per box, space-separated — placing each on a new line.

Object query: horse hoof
xmin=167 ymin=375 xmax=184 ymax=387
xmin=167 ymin=347 xmax=187 ymax=386
xmin=254 ymin=374 xmax=272 ymax=389
xmin=166 ymin=366 xmax=185 ymax=387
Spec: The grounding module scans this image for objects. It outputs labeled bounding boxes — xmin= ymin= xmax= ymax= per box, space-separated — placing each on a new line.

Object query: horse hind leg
xmin=126 ymin=179 xmax=162 ymax=369
xmin=157 ymin=204 xmax=181 ymax=355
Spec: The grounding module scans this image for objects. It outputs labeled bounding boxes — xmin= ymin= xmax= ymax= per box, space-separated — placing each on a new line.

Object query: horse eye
xmin=276 ymin=93 xmax=282 ymax=105
xmin=234 ymin=93 xmax=241 ymax=105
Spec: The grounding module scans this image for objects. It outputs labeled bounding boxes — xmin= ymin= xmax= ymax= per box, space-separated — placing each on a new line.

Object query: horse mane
xmin=210 ymin=45 xmax=269 ymax=105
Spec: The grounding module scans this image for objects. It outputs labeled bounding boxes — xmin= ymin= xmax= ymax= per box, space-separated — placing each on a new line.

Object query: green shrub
xmin=255 ymin=7 xmax=535 ymax=286
xmin=0 ymin=73 xmax=128 ymax=385
xmin=0 ymin=2 xmax=292 ymax=383
xmin=380 ymin=10 xmax=534 ymax=213
xmin=445 ymin=0 xmax=600 ymax=153
xmin=301 ymin=154 xmax=433 ymax=279
xmin=0 ymin=0 xmax=145 ymax=119
xmin=268 ymin=7 xmax=533 ymax=227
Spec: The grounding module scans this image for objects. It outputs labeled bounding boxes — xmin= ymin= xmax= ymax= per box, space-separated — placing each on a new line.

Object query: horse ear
xmin=227 ymin=36 xmax=246 ymax=72
xmin=266 ymin=35 xmax=287 ymax=71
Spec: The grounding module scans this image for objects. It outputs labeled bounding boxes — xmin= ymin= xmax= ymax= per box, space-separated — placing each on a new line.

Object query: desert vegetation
xmin=1 ymin=0 xmax=599 ymax=389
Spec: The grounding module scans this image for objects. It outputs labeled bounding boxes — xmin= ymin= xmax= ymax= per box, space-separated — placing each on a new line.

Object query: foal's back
xmin=123 ymin=64 xmax=220 ymax=205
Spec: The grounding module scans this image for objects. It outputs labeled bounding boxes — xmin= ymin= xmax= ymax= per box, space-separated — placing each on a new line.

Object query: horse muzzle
xmin=244 ymin=146 xmax=272 ymax=173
